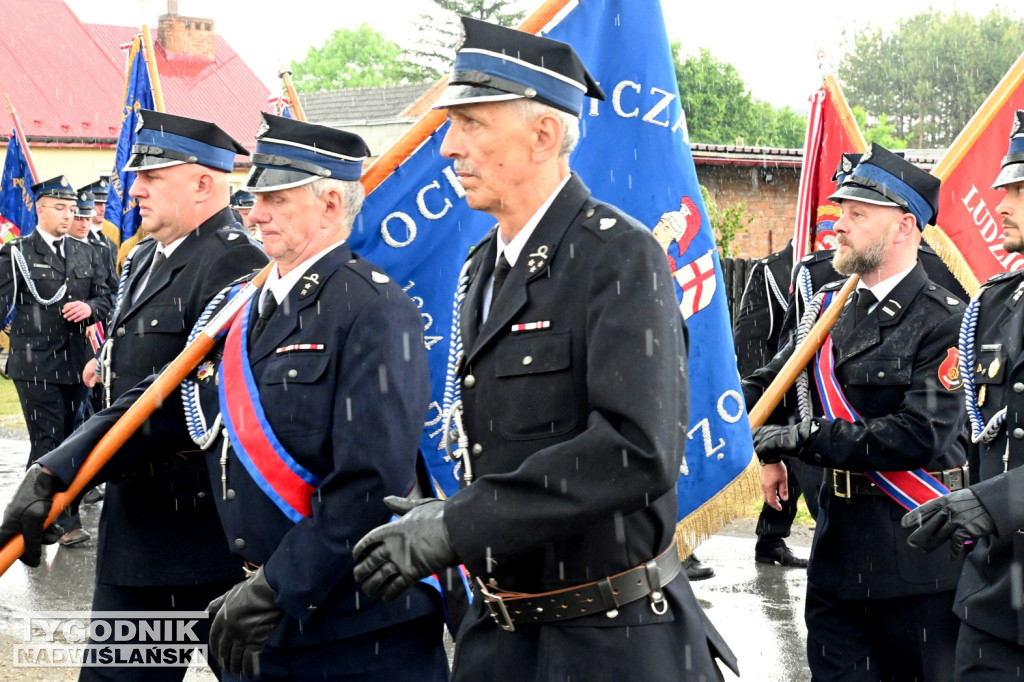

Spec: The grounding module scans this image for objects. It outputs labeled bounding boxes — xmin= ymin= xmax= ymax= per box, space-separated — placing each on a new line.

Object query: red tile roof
xmin=0 ymin=0 xmax=270 ymax=150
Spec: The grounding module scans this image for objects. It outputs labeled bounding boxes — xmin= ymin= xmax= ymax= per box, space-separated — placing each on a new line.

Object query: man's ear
xmin=532 ymin=113 xmax=562 ymax=162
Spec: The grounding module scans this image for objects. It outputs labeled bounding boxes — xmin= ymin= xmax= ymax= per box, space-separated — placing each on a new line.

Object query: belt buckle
xmin=476 ymin=578 xmax=515 ymax=632
xmin=833 ymin=469 xmax=851 ymax=498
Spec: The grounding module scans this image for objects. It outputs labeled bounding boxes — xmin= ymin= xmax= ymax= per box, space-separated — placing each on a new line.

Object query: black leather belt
xmin=477 ymin=545 xmax=680 ymax=632
xmin=829 ymin=466 xmax=967 ymax=498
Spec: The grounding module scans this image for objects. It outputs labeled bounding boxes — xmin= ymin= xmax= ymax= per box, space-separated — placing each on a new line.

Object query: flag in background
xmin=268 ymin=94 xmax=293 ymax=119
xmin=929 ymin=51 xmax=1024 ymax=292
xmin=791 ymin=79 xmax=865 ymax=269
xmin=353 ymin=0 xmax=755 ymax=550
xmin=104 ymin=35 xmax=155 ymax=243
xmin=0 ymin=131 xmax=36 ymax=241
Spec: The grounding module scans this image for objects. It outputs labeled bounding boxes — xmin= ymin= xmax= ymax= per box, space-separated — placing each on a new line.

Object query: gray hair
xmin=507 ymin=98 xmax=580 ymax=158
xmin=304 ymin=177 xmax=364 ymax=230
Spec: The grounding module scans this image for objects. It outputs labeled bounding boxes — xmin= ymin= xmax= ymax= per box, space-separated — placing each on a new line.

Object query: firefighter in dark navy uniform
xmin=353 ymin=18 xmax=738 ymax=682
xmin=0 ymin=175 xmax=112 ymax=547
xmin=0 ymin=112 xmax=267 ymax=682
xmin=0 ymin=114 xmax=446 ymax=681
xmin=903 ymin=109 xmax=1024 ymax=680
xmin=745 ymin=143 xmax=969 ymax=681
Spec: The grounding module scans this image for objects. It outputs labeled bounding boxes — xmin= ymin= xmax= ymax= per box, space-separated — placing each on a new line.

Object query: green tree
xmin=674 ymin=46 xmax=805 ymax=148
xmin=404 ymin=0 xmax=527 ymax=80
xmin=700 ymin=186 xmax=752 ymax=258
xmin=851 ymin=106 xmax=908 ymax=149
xmin=291 ymin=24 xmax=416 ymax=91
xmin=840 ymin=9 xmax=1024 ymax=147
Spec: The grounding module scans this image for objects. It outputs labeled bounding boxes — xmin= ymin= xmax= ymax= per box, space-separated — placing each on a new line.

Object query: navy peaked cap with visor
xmin=831 ymin=150 xmax=906 ymax=185
xmin=244 ymin=113 xmax=371 ymax=192
xmin=124 ymin=110 xmax=248 ymax=173
xmin=828 ymin=143 xmax=940 ymax=229
xmin=433 ymin=16 xmax=605 ymax=117
xmin=79 ymin=178 xmax=109 ymax=202
xmin=230 ymin=190 xmax=256 ymax=209
xmin=74 ymin=191 xmax=96 ymax=218
xmin=32 ymin=175 xmax=76 ymax=201
xmin=993 ymin=110 xmax=1024 ymax=190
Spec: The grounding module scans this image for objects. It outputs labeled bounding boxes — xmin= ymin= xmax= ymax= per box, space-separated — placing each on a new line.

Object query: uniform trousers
xmin=954 ymin=619 xmax=1024 ymax=681
xmin=14 ymin=379 xmax=88 ymax=465
xmin=78 ymin=580 xmax=237 ymax=682
xmin=218 ymin=612 xmax=449 ymax=682
xmin=755 ymin=460 xmax=823 ymax=551
xmin=806 ymin=582 xmax=959 ymax=681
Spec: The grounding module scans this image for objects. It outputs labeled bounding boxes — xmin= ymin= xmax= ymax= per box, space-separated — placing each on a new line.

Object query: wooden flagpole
xmin=140 ymin=25 xmax=165 ymax=113
xmin=278 ymin=69 xmax=307 ymax=122
xmin=360 ymin=0 xmax=573 ymax=194
xmin=0 ymin=265 xmax=274 ymax=576
xmin=3 ymin=92 xmax=39 ymax=183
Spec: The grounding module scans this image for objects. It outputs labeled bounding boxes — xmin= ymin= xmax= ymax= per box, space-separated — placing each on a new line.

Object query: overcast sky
xmin=63 ymin=0 xmax=1019 ymax=112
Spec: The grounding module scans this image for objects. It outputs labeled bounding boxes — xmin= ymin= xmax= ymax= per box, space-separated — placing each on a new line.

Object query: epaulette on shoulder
xmin=800 ymin=249 xmax=834 ymax=265
xmin=922 ymin=283 xmax=967 ymax=310
xmin=468 ymin=227 xmax=499 ymax=261
xmin=345 ymin=255 xmax=394 ymax=288
xmin=215 ymin=225 xmax=251 ymax=246
xmin=975 ymin=269 xmax=1024 ymax=299
xmin=581 ymin=202 xmax=633 ymax=238
xmin=126 ymin=235 xmax=154 ymax=260
xmin=820 ymin=278 xmax=847 ymax=293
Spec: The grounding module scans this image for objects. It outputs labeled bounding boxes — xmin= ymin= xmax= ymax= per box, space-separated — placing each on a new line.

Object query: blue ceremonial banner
xmin=0 ymin=131 xmax=36 ymax=241
xmin=352 ymin=0 xmax=753 ymax=535
xmin=104 ymin=36 xmax=155 ymax=242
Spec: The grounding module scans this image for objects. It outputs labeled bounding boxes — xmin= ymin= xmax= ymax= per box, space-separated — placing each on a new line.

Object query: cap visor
xmin=244 ymin=166 xmax=319 ymax=193
xmin=827 ymin=184 xmax=900 ymax=208
xmin=433 ymin=84 xmax=523 ymax=110
xmin=123 ymin=154 xmax=185 ymax=173
xmin=992 ymin=163 xmax=1024 ymax=190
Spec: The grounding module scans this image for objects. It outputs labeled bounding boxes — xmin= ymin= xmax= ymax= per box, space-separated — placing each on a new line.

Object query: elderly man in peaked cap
xmin=0 ymin=112 xmax=446 ymax=681
xmin=903 ymin=110 xmax=1024 ymax=680
xmin=353 ymin=17 xmax=738 ymax=682
xmin=746 ymin=143 xmax=969 ymax=681
xmin=0 ymin=110 xmax=267 ymax=682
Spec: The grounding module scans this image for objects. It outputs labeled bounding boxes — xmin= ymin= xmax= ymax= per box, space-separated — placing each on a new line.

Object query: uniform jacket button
xmin=522 ymin=356 xmax=533 ymax=366
xmin=877 ymin=371 xmax=885 ymax=379
xmin=233 ymin=538 xmax=246 ymax=549
xmin=150 ymin=319 xmax=158 ymax=327
xmin=287 ymin=369 xmax=298 ymax=378
xmin=471 ymin=443 xmax=483 ymax=456
xmin=1014 ymin=382 xmax=1024 ymax=394
xmin=116 ymin=327 xmax=125 ymax=337
xmin=463 ymin=374 xmax=476 ymax=388
xmin=1013 ymin=428 xmax=1024 ymax=440
xmin=226 ymin=489 xmax=236 ymax=500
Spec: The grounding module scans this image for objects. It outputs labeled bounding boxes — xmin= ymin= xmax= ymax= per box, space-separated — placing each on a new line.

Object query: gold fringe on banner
xmin=922 ymin=225 xmax=981 ymax=299
xmin=674 ymin=455 xmax=761 ymax=557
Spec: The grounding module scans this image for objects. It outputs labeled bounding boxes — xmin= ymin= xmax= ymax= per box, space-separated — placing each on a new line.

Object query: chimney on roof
xmin=158 ymin=2 xmax=215 ymax=61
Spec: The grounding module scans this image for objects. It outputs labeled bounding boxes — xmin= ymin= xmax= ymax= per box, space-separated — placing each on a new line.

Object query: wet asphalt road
xmin=0 ymin=430 xmax=812 ymax=680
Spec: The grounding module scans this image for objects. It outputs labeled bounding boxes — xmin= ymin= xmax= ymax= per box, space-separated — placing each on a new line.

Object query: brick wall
xmin=695 ymin=164 xmax=801 ymax=260
xmin=157 ymin=14 xmax=216 ymax=61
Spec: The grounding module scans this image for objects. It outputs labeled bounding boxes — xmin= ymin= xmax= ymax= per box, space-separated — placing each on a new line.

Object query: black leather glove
xmin=352 ymin=496 xmax=458 ymax=602
xmin=207 ymin=567 xmax=282 ymax=678
xmin=902 ymin=488 xmax=997 ymax=560
xmin=752 ymin=419 xmax=819 ymax=464
xmin=0 ymin=465 xmax=63 ymax=567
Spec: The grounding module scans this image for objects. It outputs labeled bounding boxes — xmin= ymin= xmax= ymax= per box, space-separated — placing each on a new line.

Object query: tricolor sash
xmin=219 ymin=297 xmax=322 ymax=523
xmin=813 ymin=290 xmax=950 ymax=510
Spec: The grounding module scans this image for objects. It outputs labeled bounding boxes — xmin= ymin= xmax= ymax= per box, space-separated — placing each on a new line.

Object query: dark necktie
xmin=150 ymin=250 xmax=167 ymax=276
xmin=53 ymin=238 xmax=64 ymax=260
xmin=252 ymin=293 xmax=279 ymax=341
xmin=489 ymin=253 xmax=512 ymax=314
xmin=853 ymin=289 xmax=877 ymax=326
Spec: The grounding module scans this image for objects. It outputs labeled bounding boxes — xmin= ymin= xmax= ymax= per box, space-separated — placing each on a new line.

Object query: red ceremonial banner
xmin=792 ymin=74 xmax=867 ymax=269
xmin=931 ymin=52 xmax=1024 ymax=291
